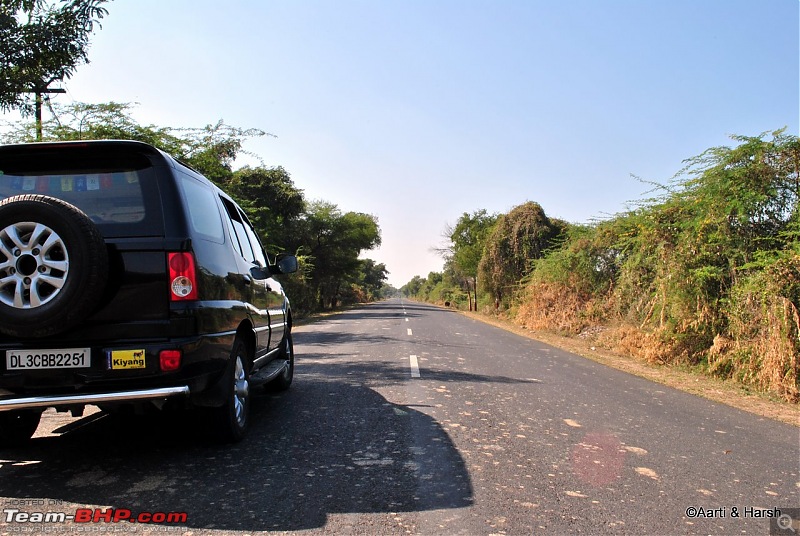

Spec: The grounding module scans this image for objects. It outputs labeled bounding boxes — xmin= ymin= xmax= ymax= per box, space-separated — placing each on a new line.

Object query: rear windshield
xmin=0 ymin=170 xmax=146 ymax=223
xmin=0 ymin=148 xmax=163 ymax=237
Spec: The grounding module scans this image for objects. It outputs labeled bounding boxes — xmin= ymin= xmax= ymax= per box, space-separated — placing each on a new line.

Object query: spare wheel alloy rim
xmin=0 ymin=221 xmax=70 ymax=309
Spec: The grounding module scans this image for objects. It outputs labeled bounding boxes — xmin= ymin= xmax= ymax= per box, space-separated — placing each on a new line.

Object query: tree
xmin=293 ymin=201 xmax=381 ymax=309
xmin=227 ymin=166 xmax=305 ymax=251
xmin=1 ymin=101 xmax=266 ymax=186
xmin=438 ymin=210 xmax=497 ymax=311
xmin=402 ymin=275 xmax=426 ymax=297
xmin=180 ymin=119 xmax=267 ymax=186
xmin=3 ymin=100 xmax=183 ymax=147
xmin=358 ymin=259 xmax=389 ymax=300
xmin=1 ymin=0 xmax=109 ymax=138
xmin=479 ymin=201 xmax=567 ymax=306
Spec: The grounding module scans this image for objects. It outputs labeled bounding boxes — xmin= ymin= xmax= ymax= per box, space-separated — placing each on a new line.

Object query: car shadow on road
xmin=297 ymin=329 xmax=408 ymax=348
xmin=0 ymin=377 xmax=473 ymax=532
xmin=300 ymin=354 xmax=543 ymax=388
xmin=299 ymin=300 xmax=453 ymax=323
xmin=298 ymin=329 xmax=480 ymax=353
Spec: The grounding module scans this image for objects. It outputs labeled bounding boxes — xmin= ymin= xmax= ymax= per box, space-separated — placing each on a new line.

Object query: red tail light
xmin=168 ymin=252 xmax=198 ymax=301
xmin=159 ymin=350 xmax=182 ymax=371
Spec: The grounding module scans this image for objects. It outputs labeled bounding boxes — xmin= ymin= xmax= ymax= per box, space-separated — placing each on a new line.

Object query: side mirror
xmin=270 ymin=254 xmax=298 ymax=275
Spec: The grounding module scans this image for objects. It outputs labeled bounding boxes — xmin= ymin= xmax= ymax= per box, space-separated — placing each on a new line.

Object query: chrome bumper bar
xmin=0 ymin=386 xmax=190 ymax=412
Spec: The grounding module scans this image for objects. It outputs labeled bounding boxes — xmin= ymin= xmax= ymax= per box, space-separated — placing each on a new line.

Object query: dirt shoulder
xmin=460 ymin=310 xmax=800 ymax=428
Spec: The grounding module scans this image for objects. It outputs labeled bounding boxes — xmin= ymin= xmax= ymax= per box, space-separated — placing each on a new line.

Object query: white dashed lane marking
xmin=409 ymin=355 xmax=420 ymax=378
xmin=407 ymin=328 xmax=413 ymax=336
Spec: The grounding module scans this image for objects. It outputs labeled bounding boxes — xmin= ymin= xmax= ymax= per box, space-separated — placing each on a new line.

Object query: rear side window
xmin=177 ymin=174 xmax=224 ymax=243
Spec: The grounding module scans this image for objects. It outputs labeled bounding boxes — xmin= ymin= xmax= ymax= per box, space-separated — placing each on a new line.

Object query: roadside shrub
xmin=515 ymin=225 xmax=614 ymax=334
xmin=712 ymin=252 xmax=800 ymax=401
xmin=479 ymin=202 xmax=567 ymax=307
xmin=513 ymin=130 xmax=800 ymax=400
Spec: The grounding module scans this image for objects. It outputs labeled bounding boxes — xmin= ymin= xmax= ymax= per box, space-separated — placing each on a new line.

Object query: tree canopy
xmin=438 ymin=210 xmax=497 ymax=310
xmin=0 ymin=0 xmax=108 ymax=115
xmin=1 ymin=101 xmax=266 ymax=184
xmin=290 ymin=201 xmax=382 ymax=309
xmin=478 ymin=201 xmax=567 ymax=305
xmin=226 ymin=166 xmax=305 ymax=252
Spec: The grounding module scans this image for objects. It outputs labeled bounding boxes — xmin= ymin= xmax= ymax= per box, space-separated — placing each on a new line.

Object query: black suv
xmin=0 ymin=140 xmax=297 ymax=444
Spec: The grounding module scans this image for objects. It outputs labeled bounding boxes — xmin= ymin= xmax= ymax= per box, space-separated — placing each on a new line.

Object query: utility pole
xmin=33 ymin=86 xmax=66 ymax=141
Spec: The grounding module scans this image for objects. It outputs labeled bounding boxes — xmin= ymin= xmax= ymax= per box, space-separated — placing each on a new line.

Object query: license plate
xmin=6 ymin=348 xmax=91 ymax=370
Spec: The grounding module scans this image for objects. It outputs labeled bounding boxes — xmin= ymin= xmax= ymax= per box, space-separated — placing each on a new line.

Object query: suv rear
xmin=0 ymin=140 xmax=297 ymax=444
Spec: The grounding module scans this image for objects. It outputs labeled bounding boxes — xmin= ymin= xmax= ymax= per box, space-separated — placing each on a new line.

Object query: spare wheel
xmin=0 ymin=194 xmax=109 ymax=338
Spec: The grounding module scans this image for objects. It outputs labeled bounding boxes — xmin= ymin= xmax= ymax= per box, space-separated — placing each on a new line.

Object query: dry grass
xmin=515 ymin=281 xmax=602 ymax=335
xmin=514 ymin=261 xmax=800 ymax=403
xmin=714 ymin=294 xmax=800 ymax=402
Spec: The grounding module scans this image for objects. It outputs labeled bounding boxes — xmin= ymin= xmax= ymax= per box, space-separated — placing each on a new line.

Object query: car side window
xmin=221 ymin=215 xmax=243 ymax=257
xmin=177 ymin=174 xmax=225 ymax=243
xmin=220 ymin=197 xmax=255 ymax=263
xmin=241 ymin=212 xmax=268 ymax=267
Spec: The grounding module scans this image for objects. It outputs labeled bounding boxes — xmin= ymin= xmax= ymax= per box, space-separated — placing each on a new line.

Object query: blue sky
xmin=5 ymin=0 xmax=798 ymax=286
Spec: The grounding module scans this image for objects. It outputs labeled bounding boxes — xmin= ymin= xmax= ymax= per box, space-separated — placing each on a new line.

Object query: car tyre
xmin=0 ymin=410 xmax=42 ymax=447
xmin=211 ymin=338 xmax=251 ymax=443
xmin=266 ymin=332 xmax=294 ymax=392
xmin=0 ymin=195 xmax=109 ymax=338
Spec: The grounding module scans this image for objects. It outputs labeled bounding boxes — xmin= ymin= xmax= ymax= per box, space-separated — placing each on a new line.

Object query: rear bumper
xmin=0 ymin=386 xmax=189 ymax=412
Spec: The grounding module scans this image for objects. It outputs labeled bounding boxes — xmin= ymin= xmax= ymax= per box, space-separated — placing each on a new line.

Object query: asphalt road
xmin=0 ymin=298 xmax=797 ymax=535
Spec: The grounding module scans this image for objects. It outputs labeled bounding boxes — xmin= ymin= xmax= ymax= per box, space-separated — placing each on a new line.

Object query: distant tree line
xmin=403 ymin=130 xmax=799 ymax=402
xmin=1 ymin=101 xmax=393 ymax=312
